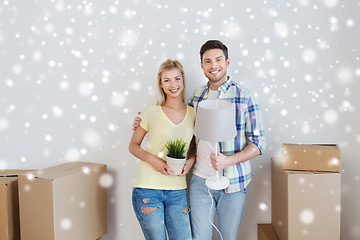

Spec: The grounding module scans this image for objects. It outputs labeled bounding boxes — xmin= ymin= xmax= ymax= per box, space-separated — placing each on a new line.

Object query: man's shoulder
xmin=188 ymin=84 xmax=208 ymax=105
xmin=193 ymin=83 xmax=208 ymax=94
xmin=228 ymin=80 xmax=254 ymax=96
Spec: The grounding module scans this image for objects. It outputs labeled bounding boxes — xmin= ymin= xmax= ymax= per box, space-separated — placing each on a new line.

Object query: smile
xmin=169 ymin=88 xmax=180 ymax=93
xmin=209 ymin=70 xmax=220 ymax=74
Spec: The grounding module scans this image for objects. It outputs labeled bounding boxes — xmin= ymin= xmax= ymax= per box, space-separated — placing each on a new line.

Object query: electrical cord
xmin=208 ymin=187 xmax=224 ymax=240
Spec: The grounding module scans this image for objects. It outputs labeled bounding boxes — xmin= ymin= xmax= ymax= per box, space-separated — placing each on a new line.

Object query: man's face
xmin=201 ymin=48 xmax=230 ymax=86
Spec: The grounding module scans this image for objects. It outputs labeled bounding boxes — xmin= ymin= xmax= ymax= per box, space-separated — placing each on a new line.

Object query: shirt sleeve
xmin=139 ymin=105 xmax=151 ymax=132
xmin=244 ymin=93 xmax=266 ymax=154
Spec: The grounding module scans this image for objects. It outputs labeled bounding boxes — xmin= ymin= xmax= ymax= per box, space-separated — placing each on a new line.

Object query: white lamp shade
xmin=194 ymin=99 xmax=237 ymax=142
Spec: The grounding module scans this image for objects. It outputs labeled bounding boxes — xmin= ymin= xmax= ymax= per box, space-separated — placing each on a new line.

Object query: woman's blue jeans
xmin=132 ymin=188 xmax=192 ymax=240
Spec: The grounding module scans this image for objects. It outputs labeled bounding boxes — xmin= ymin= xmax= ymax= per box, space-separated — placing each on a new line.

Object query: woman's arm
xmin=129 ymin=127 xmax=173 ymax=175
xmin=179 ymin=136 xmax=196 ymax=176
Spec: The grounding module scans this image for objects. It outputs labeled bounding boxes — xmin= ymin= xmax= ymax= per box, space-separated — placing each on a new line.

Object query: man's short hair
xmin=200 ymin=40 xmax=229 ymax=61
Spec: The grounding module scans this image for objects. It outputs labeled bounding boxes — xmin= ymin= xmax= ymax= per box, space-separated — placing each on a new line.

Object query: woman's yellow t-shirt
xmin=133 ymin=104 xmax=195 ymax=190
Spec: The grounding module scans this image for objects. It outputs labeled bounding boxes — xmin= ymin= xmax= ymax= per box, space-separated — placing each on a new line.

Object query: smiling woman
xmin=128 ymin=59 xmax=196 ymax=240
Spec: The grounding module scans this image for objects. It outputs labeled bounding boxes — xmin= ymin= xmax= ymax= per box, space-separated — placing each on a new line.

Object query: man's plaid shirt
xmin=188 ymin=78 xmax=266 ymax=193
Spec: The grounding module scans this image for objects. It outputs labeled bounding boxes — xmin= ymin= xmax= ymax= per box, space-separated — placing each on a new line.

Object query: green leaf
xmin=165 ymin=138 xmax=187 ymax=159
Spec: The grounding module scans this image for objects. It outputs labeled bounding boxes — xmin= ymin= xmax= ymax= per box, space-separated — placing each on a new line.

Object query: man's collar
xmin=206 ymin=76 xmax=233 ymax=92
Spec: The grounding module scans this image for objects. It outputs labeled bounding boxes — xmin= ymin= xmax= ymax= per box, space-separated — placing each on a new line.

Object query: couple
xmin=129 ymin=40 xmax=266 ymax=240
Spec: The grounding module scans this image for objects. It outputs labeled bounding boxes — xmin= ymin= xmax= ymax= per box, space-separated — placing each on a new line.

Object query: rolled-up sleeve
xmin=245 ymin=94 xmax=266 ymax=154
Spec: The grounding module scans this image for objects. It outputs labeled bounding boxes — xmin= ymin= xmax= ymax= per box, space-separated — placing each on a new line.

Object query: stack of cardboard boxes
xmin=259 ymin=144 xmax=341 ymax=240
xmin=0 ymin=162 xmax=108 ymax=240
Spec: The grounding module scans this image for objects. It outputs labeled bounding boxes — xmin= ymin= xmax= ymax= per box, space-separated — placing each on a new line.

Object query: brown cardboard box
xmin=0 ymin=170 xmax=33 ymax=240
xmin=0 ymin=177 xmax=20 ymax=240
xmin=18 ymin=162 xmax=107 ymax=240
xmin=282 ymin=144 xmax=340 ymax=172
xmin=271 ymin=158 xmax=340 ymax=240
xmin=258 ymin=224 xmax=279 ymax=240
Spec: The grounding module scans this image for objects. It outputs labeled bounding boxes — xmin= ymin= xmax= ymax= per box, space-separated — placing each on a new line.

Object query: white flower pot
xmin=166 ymin=156 xmax=186 ymax=175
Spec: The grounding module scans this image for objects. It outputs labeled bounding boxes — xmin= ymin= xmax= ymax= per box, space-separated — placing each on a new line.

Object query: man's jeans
xmin=132 ymin=188 xmax=192 ymax=240
xmin=189 ymin=175 xmax=247 ymax=240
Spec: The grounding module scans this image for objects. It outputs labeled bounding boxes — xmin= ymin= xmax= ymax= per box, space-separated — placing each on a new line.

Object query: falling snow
xmin=300 ymin=209 xmax=315 ymax=225
xmin=99 ymin=173 xmax=114 ymax=188
xmin=0 ymin=1 xmax=359 ymax=239
xmin=60 ymin=218 xmax=72 ymax=230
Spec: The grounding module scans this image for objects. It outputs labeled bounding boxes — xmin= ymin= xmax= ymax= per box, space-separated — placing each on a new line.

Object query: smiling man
xmin=188 ymin=40 xmax=266 ymax=240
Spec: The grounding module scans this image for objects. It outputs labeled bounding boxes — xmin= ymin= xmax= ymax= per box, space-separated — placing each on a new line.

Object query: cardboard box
xmin=0 ymin=177 xmax=20 ymax=240
xmin=271 ymin=158 xmax=340 ymax=240
xmin=18 ymin=162 xmax=107 ymax=240
xmin=282 ymin=144 xmax=340 ymax=172
xmin=0 ymin=170 xmax=33 ymax=240
xmin=258 ymin=224 xmax=279 ymax=240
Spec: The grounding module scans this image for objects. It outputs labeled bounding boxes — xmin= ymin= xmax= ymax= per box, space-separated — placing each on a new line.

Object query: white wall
xmin=1 ymin=1 xmax=359 ymax=239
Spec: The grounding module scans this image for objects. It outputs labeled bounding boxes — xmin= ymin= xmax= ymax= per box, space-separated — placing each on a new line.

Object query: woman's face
xmin=160 ymin=68 xmax=184 ymax=99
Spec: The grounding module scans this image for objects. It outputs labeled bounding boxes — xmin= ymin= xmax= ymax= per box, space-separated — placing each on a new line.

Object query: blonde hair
xmin=156 ymin=59 xmax=186 ymax=105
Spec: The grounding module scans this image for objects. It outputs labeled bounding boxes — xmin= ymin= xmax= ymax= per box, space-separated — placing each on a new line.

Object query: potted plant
xmin=165 ymin=138 xmax=187 ymax=175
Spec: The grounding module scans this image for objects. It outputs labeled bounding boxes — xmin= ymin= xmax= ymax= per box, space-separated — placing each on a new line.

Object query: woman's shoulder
xmin=186 ymin=105 xmax=195 ymax=118
xmin=187 ymin=105 xmax=195 ymax=111
xmin=140 ymin=104 xmax=160 ymax=118
xmin=142 ymin=104 xmax=160 ymax=112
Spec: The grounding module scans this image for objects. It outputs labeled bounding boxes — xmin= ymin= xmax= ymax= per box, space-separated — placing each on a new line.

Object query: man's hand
xmin=132 ymin=112 xmax=142 ymax=131
xmin=209 ymin=143 xmax=261 ymax=171
xmin=210 ymin=152 xmax=230 ymax=171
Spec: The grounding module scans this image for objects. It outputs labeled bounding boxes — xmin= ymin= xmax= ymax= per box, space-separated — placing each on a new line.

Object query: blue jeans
xmin=189 ymin=175 xmax=247 ymax=240
xmin=132 ymin=188 xmax=192 ymax=240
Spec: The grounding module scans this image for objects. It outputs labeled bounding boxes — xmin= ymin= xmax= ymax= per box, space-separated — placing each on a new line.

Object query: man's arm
xmin=210 ymin=143 xmax=260 ymax=171
xmin=210 ymin=90 xmax=265 ymax=171
xmin=244 ymin=92 xmax=266 ymax=154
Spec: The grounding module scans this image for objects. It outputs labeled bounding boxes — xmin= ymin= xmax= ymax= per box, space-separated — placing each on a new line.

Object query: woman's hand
xmin=129 ymin=127 xmax=173 ymax=175
xmin=149 ymin=157 xmax=174 ymax=175
xmin=179 ymin=158 xmax=195 ymax=176
xmin=179 ymin=136 xmax=196 ymax=176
